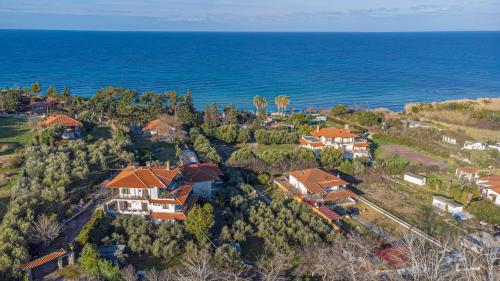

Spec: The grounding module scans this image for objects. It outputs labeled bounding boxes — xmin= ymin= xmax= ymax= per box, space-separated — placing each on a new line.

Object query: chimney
xmin=316 ymin=124 xmax=320 ymax=132
xmin=344 ymin=124 xmax=349 ymax=130
xmin=166 ymin=161 xmax=170 ymax=170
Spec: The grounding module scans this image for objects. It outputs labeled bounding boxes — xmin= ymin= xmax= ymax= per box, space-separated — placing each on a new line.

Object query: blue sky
xmin=1 ymin=0 xmax=499 ymax=31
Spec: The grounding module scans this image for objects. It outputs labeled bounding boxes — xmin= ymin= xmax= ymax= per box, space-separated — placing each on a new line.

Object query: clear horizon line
xmin=1 ymin=28 xmax=499 ymax=33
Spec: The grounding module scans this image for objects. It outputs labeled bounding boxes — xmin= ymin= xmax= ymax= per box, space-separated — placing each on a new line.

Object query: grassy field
xmin=134 ymin=139 xmax=177 ymax=164
xmin=356 ymin=176 xmax=465 ymax=238
xmin=0 ymin=118 xmax=32 ymax=219
xmin=0 ymin=117 xmax=32 ymax=145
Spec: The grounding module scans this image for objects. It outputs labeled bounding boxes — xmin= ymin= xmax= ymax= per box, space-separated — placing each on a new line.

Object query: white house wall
xmin=289 ymin=175 xmax=308 ymax=194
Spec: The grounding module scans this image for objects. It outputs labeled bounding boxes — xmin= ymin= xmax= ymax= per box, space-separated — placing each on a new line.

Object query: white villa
xmin=104 ymin=163 xmax=223 ymax=222
xmin=477 ymin=175 xmax=500 ymax=206
xmin=299 ymin=125 xmax=370 ymax=159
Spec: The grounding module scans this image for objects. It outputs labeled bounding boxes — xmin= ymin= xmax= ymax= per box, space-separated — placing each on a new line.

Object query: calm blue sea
xmin=1 ymin=30 xmax=499 ymax=111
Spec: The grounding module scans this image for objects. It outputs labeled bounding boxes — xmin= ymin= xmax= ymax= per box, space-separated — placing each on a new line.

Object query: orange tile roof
xmin=290 ymin=168 xmax=348 ymax=194
xmin=354 ymin=142 xmax=369 ymax=147
xmin=457 ymin=166 xmax=480 ymax=174
xmin=143 ymin=119 xmax=174 ymax=132
xmin=148 ymin=184 xmax=193 ymax=205
xmin=42 ymin=115 xmax=81 ymax=127
xmin=149 ymin=194 xmax=198 ymax=221
xmin=106 ymin=165 xmax=180 ymax=189
xmin=311 ymin=127 xmax=358 ymax=139
xmin=323 ymin=190 xmax=356 ymax=201
xmin=143 ymin=119 xmax=160 ymax=131
xmin=22 ymin=248 xmax=67 ymax=271
xmin=150 ymin=212 xmax=187 ymax=220
xmin=182 ymin=163 xmax=223 ymax=182
xmin=299 ymin=139 xmax=324 ymax=147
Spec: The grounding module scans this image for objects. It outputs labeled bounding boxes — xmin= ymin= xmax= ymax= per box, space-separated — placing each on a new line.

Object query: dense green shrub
xmin=467 ymin=201 xmax=500 ymax=225
xmin=78 ymin=244 xmax=121 ymax=281
xmin=320 ymin=148 xmax=344 ymax=169
xmin=254 ymin=129 xmax=299 ymax=145
xmin=75 ymin=209 xmax=105 ymax=246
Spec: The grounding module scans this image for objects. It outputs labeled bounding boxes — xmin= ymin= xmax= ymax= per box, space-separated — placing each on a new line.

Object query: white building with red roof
xmin=289 ymin=168 xmax=355 ymax=205
xmin=182 ymin=163 xmax=223 ymax=199
xmin=477 ymin=175 xmax=500 ymax=206
xmin=299 ymin=125 xmax=370 ymax=159
xmin=104 ymin=165 xmax=197 ymax=222
xmin=41 ymin=115 xmax=82 ymax=139
xmin=142 ymin=119 xmax=175 ymax=142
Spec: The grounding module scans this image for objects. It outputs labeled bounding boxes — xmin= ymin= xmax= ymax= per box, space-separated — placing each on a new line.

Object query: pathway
xmin=355 ymin=195 xmax=444 ymax=248
xmin=351 ymin=216 xmax=398 ymax=242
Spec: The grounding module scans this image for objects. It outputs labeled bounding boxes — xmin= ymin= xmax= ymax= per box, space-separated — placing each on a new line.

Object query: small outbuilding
xmin=455 ymin=166 xmax=480 ymax=182
xmin=432 ymin=196 xmax=464 ymax=214
xmin=403 ymin=172 xmax=426 ymax=186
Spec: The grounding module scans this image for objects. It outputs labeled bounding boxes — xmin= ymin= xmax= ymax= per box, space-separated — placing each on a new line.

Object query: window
xmin=162 ymin=204 xmax=169 ymax=209
xmin=122 ymin=188 xmax=130 ymax=195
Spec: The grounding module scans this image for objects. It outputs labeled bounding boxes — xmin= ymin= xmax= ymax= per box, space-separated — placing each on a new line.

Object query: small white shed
xmin=432 ymin=196 xmax=464 ymax=214
xmin=404 ymin=172 xmax=426 ymax=186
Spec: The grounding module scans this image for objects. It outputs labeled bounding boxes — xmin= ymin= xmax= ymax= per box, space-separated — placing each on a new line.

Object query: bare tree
xmin=121 ymin=265 xmax=139 ymax=281
xmin=480 ymin=248 xmax=499 ymax=281
xmin=256 ymin=251 xmax=293 ymax=281
xmin=29 ymin=214 xmax=62 ymax=246
xmin=173 ymin=249 xmax=219 ymax=281
xmin=144 ymin=268 xmax=173 ymax=281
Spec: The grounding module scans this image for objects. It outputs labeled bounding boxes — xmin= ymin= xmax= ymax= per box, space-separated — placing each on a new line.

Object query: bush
xmin=320 ymin=148 xmax=344 ymax=169
xmin=257 ymin=173 xmax=270 ymax=184
xmin=330 ymin=104 xmax=348 ymax=116
xmin=467 ymin=201 xmax=500 ymax=225
xmin=215 ymin=125 xmax=239 ymax=143
xmin=382 ymin=155 xmax=409 ymax=175
xmin=353 ymin=111 xmax=383 ymax=126
xmin=78 ymin=244 xmax=121 ymax=281
xmin=254 ymin=129 xmax=299 ymax=145
xmin=75 ymin=209 xmax=104 ymax=246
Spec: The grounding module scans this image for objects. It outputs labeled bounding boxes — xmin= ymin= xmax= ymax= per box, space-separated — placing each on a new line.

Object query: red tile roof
xmin=150 ymin=212 xmax=187 ymax=220
xmin=317 ymin=205 xmax=341 ymax=221
xmin=143 ymin=119 xmax=174 ymax=132
xmin=42 ymin=115 xmax=81 ymax=127
xmin=106 ymin=166 xmax=180 ymax=189
xmin=148 ymin=184 xmax=193 ymax=205
xmin=182 ymin=163 xmax=223 ymax=182
xmin=311 ymin=127 xmax=358 ymax=139
xmin=149 ymin=194 xmax=198 ymax=221
xmin=22 ymin=248 xmax=67 ymax=271
xmin=354 ymin=142 xmax=369 ymax=147
xmin=323 ymin=190 xmax=356 ymax=201
xmin=290 ymin=168 xmax=348 ymax=194
xmin=479 ymin=175 xmax=500 ymax=193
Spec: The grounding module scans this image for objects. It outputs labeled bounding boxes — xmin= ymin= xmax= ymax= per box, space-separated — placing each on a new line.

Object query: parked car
xmin=346 ymin=207 xmax=360 ymax=216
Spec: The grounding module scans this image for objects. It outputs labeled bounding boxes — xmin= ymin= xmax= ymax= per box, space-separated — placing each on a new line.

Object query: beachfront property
xmin=432 ymin=196 xmax=464 ymax=214
xmin=462 ymin=141 xmax=487 ymax=150
xmin=455 ymin=166 xmax=480 ymax=182
xmin=41 ymin=114 xmax=82 ymax=139
xmin=442 ymin=135 xmax=457 ymax=145
xmin=476 ymin=175 xmax=500 ymax=206
xmin=288 ymin=168 xmax=355 ymax=205
xmin=299 ymin=125 xmax=370 ymax=159
xmin=403 ymin=172 xmax=426 ymax=186
xmin=142 ymin=119 xmax=176 ymax=142
xmin=104 ymin=165 xmax=198 ymax=222
xmin=181 ymin=163 xmax=223 ymax=199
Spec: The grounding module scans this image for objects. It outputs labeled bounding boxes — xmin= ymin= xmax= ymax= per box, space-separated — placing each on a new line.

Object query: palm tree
xmin=275 ymin=96 xmax=282 ymax=114
xmin=260 ymin=97 xmax=268 ymax=113
xmin=282 ymin=95 xmax=290 ymax=114
xmin=253 ymin=95 xmax=261 ymax=113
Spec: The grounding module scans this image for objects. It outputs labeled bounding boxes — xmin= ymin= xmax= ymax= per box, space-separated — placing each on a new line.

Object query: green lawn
xmin=135 ymin=140 xmax=177 ymax=164
xmin=0 ymin=117 xmax=32 ymax=145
